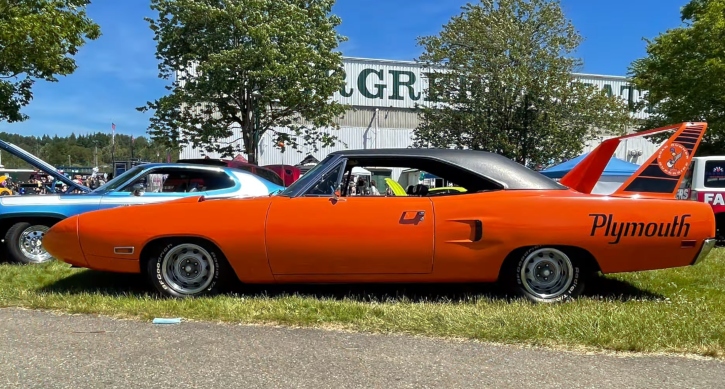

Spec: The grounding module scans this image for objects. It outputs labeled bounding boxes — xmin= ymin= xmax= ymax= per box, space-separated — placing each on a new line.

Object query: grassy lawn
xmin=1 ymin=249 xmax=724 ymax=358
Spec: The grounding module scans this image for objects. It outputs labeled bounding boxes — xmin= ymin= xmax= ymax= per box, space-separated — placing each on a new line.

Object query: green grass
xmin=1 ymin=249 xmax=725 ymax=358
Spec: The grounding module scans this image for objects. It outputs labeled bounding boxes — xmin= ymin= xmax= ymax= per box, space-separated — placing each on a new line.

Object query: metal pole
xmin=253 ymin=96 xmax=260 ymax=165
xmin=68 ymin=155 xmax=71 ymax=166
xmin=94 ymin=144 xmax=98 ymax=167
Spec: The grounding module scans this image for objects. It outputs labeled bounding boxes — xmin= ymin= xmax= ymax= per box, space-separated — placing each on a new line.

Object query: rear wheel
xmin=512 ymin=246 xmax=586 ymax=303
xmin=145 ymin=240 xmax=229 ymax=298
xmin=5 ymin=222 xmax=55 ymax=264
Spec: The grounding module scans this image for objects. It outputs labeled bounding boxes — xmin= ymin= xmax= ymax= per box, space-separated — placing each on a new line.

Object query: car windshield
xmin=278 ymin=155 xmax=334 ymax=196
xmin=92 ymin=166 xmax=145 ymax=192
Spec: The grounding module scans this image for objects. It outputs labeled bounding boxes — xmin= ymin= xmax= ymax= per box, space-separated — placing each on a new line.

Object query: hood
xmin=0 ymin=140 xmax=90 ymax=193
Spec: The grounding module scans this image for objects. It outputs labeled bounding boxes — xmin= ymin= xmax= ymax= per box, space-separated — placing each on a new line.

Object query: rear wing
xmin=559 ymin=122 xmax=707 ymax=199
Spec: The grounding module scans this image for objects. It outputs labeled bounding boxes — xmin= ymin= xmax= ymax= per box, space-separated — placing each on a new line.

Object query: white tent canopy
xmin=352 ymin=167 xmax=371 ymax=175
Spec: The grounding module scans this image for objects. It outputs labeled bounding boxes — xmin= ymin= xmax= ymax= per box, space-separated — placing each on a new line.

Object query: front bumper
xmin=692 ymin=238 xmax=717 ymax=265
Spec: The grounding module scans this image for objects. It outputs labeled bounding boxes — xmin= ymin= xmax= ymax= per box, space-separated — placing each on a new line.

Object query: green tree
xmin=628 ymin=0 xmax=725 ymax=155
xmin=0 ymin=131 xmax=174 ymax=170
xmin=413 ymin=0 xmax=632 ymax=168
xmin=0 ymin=0 xmax=101 ymax=122
xmin=139 ymin=0 xmax=348 ymax=164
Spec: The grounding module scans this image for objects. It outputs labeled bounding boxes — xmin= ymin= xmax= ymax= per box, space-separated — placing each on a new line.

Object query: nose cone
xmin=45 ymin=215 xmax=87 ymax=267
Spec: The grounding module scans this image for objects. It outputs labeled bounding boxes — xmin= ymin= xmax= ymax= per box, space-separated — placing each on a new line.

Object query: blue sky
xmin=0 ymin=0 xmax=689 ymax=139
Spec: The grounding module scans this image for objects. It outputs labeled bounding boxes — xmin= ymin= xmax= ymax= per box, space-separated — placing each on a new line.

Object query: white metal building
xmin=178 ymin=57 xmax=659 ymax=179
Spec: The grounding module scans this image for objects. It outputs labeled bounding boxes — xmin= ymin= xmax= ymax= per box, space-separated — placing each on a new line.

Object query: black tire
xmin=145 ymin=240 xmax=230 ymax=298
xmin=5 ymin=221 xmax=55 ymax=265
xmin=715 ymin=214 xmax=725 ymax=246
xmin=509 ymin=246 xmax=586 ymax=303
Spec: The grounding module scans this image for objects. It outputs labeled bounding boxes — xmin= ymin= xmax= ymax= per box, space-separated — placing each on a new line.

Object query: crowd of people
xmin=0 ymin=170 xmax=109 ymax=195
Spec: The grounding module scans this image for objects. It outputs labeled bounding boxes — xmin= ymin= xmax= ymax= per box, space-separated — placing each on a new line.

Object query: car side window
xmin=704 ymin=160 xmax=725 ymax=188
xmin=303 ymin=163 xmax=344 ymax=196
xmin=120 ymin=169 xmax=235 ymax=193
xmin=255 ymin=169 xmax=284 ymax=186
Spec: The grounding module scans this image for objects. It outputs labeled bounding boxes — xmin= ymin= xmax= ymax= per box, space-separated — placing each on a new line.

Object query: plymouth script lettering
xmin=589 ymin=213 xmax=691 ymax=244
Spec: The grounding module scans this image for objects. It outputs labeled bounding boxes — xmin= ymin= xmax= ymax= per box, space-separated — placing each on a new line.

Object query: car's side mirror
xmin=330 ymin=184 xmax=346 ymax=203
xmin=131 ymin=183 xmax=145 ymax=196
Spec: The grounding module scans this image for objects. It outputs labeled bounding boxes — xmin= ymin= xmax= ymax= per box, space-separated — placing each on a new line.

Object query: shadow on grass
xmin=38 ymin=270 xmax=153 ymax=297
xmin=38 ymin=269 xmax=667 ymax=303
xmin=583 ymin=275 xmax=667 ymax=302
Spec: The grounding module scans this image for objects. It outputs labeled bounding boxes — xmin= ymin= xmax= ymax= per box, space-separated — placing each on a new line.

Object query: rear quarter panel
xmin=431 ymin=190 xmax=715 ymax=280
xmin=77 ymin=196 xmax=275 ymax=282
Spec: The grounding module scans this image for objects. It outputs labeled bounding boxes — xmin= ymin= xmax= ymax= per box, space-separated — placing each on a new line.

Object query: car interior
xmin=303 ymin=156 xmax=505 ymax=197
xmin=120 ymin=169 xmax=235 ymax=193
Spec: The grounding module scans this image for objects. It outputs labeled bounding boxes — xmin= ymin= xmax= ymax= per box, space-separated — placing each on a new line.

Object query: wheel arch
xmin=497 ymin=244 xmax=601 ymax=281
xmin=138 ymin=236 xmax=238 ymax=280
xmin=0 ymin=213 xmax=67 ymax=239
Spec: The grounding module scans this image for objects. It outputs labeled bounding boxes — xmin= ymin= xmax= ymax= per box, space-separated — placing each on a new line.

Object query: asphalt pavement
xmin=0 ymin=308 xmax=723 ymax=389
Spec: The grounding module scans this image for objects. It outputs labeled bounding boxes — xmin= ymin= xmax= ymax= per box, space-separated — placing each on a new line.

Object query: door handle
xmin=400 ymin=210 xmax=425 ymax=224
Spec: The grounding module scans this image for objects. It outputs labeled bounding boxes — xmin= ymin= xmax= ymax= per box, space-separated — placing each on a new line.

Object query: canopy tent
xmin=540 ymin=153 xmax=640 ymax=179
xmin=296 ymin=154 xmax=319 ymax=166
xmin=352 ymin=166 xmax=371 ymax=175
xmin=540 ymin=153 xmax=641 ymax=195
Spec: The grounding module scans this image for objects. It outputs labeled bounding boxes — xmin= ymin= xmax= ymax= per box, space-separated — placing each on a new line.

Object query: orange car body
xmin=49 ymin=188 xmax=713 ymax=280
xmin=43 ymin=122 xmax=717 ymax=296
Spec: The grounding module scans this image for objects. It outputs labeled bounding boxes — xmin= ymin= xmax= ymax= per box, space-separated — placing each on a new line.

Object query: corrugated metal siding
xmin=335 ymin=57 xmax=649 ymax=119
xmin=294 ymin=107 xmax=421 ymax=129
xmin=179 ymin=124 xmax=662 ymax=167
xmin=178 ymin=125 xmax=416 ymax=165
xmin=572 ymin=74 xmax=648 ymax=120
xmin=177 ymin=57 xmax=655 ymax=168
xmin=177 ymin=57 xmax=649 ymax=119
xmin=581 ymin=135 xmax=662 ymax=165
xmin=335 ymin=59 xmax=433 ymax=109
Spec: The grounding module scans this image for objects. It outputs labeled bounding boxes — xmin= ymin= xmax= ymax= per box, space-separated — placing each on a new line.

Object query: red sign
xmin=698 ymin=191 xmax=725 ymax=213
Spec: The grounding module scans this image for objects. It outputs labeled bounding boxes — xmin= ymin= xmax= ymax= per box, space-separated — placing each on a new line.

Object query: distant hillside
xmin=0 ymin=132 xmax=178 ymax=170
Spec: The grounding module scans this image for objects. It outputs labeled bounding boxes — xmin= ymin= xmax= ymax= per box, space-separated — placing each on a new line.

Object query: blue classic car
xmin=0 ymin=140 xmax=284 ymax=264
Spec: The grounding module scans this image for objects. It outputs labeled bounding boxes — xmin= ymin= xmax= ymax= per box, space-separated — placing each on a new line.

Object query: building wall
xmin=178 ymin=57 xmax=658 ymax=173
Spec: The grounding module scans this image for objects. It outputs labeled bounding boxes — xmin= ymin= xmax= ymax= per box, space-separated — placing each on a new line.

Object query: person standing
xmin=370 ymin=180 xmax=380 ymax=196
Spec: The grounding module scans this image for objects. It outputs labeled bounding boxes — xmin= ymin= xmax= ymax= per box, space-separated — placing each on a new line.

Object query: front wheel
xmin=146 ymin=240 xmax=228 ymax=298
xmin=512 ymin=246 xmax=586 ymax=303
xmin=5 ymin=222 xmax=55 ymax=264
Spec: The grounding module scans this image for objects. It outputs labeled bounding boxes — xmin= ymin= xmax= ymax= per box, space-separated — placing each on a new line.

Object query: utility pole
xmin=94 ymin=142 xmax=98 ymax=167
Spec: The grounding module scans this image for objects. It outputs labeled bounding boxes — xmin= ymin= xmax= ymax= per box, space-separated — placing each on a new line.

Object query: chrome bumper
xmin=693 ymin=238 xmax=717 ymax=265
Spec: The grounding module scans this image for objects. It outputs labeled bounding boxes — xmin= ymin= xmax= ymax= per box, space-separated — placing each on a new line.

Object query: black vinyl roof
xmin=328 ymin=148 xmax=565 ymax=190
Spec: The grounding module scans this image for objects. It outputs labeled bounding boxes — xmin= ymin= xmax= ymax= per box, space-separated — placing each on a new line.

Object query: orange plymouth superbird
xmin=43 ymin=122 xmax=717 ymax=303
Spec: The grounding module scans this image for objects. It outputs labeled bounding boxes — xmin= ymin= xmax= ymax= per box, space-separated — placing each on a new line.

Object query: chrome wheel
xmin=160 ymin=243 xmax=216 ymax=295
xmin=519 ymin=248 xmax=574 ymax=300
xmin=18 ymin=225 xmax=52 ymax=263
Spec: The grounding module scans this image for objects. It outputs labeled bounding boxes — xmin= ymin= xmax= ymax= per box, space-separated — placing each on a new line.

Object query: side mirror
xmin=131 ymin=183 xmax=145 ymax=196
xmin=330 ymin=185 xmax=345 ymax=203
